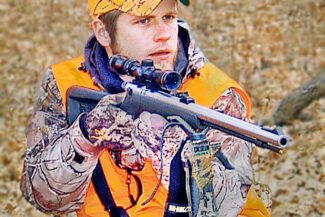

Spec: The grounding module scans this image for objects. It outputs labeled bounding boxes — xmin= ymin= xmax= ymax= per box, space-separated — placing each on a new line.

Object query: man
xmin=20 ymin=0 xmax=270 ymax=216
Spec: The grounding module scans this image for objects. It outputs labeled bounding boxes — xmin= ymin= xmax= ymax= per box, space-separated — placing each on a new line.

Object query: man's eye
xmin=163 ymin=15 xmax=176 ymax=22
xmin=137 ymin=18 xmax=150 ymax=25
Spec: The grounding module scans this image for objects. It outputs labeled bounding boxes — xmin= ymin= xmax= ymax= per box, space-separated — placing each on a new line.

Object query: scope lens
xmin=161 ymin=72 xmax=182 ymax=91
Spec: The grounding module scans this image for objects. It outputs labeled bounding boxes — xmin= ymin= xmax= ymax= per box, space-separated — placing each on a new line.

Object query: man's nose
xmin=153 ymin=22 xmax=171 ymax=42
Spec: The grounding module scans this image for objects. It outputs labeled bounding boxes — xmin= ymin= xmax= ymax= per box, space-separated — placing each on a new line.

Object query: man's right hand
xmin=82 ymin=92 xmax=185 ymax=173
xmin=84 ymin=92 xmax=135 ymax=150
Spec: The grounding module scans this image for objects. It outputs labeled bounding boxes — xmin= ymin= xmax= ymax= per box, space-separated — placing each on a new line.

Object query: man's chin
xmin=154 ymin=60 xmax=175 ymax=71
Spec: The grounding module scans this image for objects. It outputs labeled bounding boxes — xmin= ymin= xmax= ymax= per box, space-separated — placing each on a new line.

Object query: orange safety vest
xmin=52 ymin=56 xmax=270 ymax=217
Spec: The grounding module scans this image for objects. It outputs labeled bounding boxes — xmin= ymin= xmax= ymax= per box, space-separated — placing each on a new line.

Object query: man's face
xmin=112 ymin=0 xmax=179 ymax=71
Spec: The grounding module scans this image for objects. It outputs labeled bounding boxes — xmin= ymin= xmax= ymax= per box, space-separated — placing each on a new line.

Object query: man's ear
xmin=92 ymin=19 xmax=111 ymax=47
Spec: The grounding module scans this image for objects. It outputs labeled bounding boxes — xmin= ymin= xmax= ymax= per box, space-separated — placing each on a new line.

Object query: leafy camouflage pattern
xmin=21 ymin=69 xmax=101 ymax=214
xmin=89 ymin=0 xmax=190 ymax=18
xmin=89 ymin=0 xmax=163 ymax=18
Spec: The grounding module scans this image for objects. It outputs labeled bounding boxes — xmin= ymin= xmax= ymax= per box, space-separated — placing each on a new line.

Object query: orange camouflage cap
xmin=88 ymin=0 xmax=190 ymax=19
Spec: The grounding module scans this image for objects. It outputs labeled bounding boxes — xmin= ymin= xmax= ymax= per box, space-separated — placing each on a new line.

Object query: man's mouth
xmin=149 ymin=49 xmax=172 ymax=59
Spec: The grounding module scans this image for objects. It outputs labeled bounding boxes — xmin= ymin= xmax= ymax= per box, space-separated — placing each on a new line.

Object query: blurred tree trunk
xmin=271 ymin=71 xmax=325 ymax=125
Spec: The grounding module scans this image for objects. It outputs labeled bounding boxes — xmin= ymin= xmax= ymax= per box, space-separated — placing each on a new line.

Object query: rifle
xmin=67 ymin=55 xmax=290 ymax=153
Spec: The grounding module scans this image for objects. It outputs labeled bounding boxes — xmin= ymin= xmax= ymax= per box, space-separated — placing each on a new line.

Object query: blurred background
xmin=0 ymin=0 xmax=324 ymax=216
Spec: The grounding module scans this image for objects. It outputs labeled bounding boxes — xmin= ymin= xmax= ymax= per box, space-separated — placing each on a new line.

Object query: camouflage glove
xmin=83 ymin=92 xmax=134 ymax=151
xmin=82 ymin=92 xmax=186 ymax=174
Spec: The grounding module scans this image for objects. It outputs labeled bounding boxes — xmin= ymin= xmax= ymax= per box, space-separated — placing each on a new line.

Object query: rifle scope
xmin=108 ymin=55 xmax=182 ymax=91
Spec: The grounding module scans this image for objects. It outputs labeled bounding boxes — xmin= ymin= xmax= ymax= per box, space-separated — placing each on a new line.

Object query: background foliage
xmin=0 ymin=0 xmax=324 ymax=216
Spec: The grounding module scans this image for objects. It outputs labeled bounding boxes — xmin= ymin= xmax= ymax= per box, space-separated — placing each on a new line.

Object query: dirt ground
xmin=0 ymin=0 xmax=324 ymax=216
